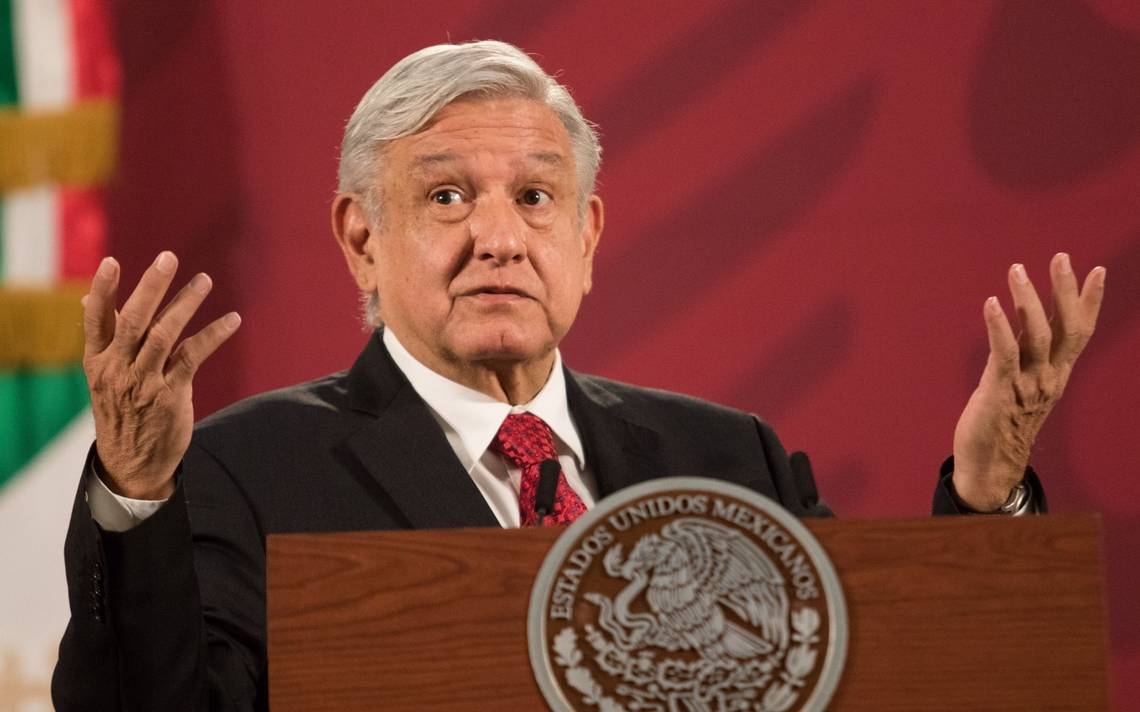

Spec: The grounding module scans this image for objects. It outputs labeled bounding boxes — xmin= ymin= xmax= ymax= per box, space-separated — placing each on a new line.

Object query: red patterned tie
xmin=490 ymin=412 xmax=587 ymax=526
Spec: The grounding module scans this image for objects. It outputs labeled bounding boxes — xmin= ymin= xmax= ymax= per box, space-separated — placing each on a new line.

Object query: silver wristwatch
xmin=998 ymin=481 xmax=1033 ymax=516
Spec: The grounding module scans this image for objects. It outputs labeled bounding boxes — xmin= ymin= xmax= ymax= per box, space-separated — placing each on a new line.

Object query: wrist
xmin=950 ymin=460 xmax=1025 ymax=510
xmin=92 ymin=453 xmax=176 ymax=500
xmin=949 ymin=471 xmax=1032 ymax=515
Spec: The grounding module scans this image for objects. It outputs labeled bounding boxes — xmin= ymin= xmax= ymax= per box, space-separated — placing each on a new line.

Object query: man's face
xmin=341 ymin=98 xmax=603 ymax=382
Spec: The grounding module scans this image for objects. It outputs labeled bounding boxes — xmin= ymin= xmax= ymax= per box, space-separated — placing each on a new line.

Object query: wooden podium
xmin=266 ymin=514 xmax=1110 ymax=710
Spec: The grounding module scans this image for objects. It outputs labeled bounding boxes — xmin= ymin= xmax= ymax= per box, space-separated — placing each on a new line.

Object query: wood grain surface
xmin=267 ymin=514 xmax=1108 ymax=711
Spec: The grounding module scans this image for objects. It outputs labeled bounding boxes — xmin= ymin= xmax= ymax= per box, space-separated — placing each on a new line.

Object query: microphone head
xmin=789 ymin=450 xmax=819 ymax=509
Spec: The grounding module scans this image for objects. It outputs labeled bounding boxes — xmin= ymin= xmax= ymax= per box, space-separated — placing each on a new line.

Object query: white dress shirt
xmin=88 ymin=329 xmax=597 ymax=530
xmin=383 ymin=329 xmax=596 ymax=527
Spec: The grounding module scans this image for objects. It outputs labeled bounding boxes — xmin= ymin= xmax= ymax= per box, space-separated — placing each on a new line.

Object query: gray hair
xmin=336 ymin=41 xmax=602 ymax=327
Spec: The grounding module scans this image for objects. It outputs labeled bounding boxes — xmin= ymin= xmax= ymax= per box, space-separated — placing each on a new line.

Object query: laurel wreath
xmin=759 ymin=607 xmax=820 ymax=712
xmin=553 ymin=627 xmax=627 ymax=712
xmin=551 ymin=606 xmax=820 ymax=712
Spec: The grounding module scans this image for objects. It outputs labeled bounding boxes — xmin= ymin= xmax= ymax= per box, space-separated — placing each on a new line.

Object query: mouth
xmin=460 ymin=285 xmax=532 ymax=299
xmin=457 ymin=285 xmax=534 ymax=305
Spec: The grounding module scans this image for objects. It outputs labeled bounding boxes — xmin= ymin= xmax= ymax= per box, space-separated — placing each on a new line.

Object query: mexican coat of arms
xmin=528 ymin=478 xmax=847 ymax=712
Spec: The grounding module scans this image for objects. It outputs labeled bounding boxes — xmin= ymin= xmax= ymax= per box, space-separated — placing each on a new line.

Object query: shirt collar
xmin=382 ymin=328 xmax=586 ymax=472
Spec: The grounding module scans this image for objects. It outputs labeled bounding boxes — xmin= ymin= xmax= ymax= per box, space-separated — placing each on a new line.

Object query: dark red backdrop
xmin=104 ymin=0 xmax=1140 ymax=703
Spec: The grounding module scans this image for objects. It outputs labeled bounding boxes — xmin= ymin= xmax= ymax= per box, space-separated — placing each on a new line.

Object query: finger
xmin=1048 ymin=253 xmax=1090 ymax=364
xmin=982 ymin=295 xmax=1019 ymax=381
xmin=1078 ymin=265 xmax=1107 ymax=333
xmin=135 ymin=273 xmax=215 ymax=373
xmin=83 ymin=257 xmax=121 ymax=357
xmin=164 ymin=312 xmax=242 ymax=387
xmin=1008 ymin=263 xmax=1050 ymax=367
xmin=112 ymin=251 xmax=179 ymax=359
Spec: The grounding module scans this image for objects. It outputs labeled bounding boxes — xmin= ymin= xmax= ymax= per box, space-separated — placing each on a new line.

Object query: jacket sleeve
xmin=52 ymin=444 xmax=268 ymax=711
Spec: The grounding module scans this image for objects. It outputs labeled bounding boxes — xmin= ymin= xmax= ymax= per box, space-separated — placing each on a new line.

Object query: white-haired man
xmin=52 ymin=41 xmax=1104 ymax=710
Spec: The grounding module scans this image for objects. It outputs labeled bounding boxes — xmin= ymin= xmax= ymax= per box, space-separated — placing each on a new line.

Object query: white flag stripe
xmin=0 ymin=408 xmax=94 ymax=701
xmin=1 ymin=187 xmax=59 ymax=284
xmin=12 ymin=0 xmax=75 ymax=110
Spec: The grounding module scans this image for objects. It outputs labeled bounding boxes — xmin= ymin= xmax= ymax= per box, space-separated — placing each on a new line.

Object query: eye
xmin=519 ymin=188 xmax=552 ymax=207
xmin=430 ymin=189 xmax=464 ymax=206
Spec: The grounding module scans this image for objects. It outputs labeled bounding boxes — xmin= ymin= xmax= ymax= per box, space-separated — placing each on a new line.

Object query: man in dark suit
xmin=52 ymin=41 xmax=1104 ymax=710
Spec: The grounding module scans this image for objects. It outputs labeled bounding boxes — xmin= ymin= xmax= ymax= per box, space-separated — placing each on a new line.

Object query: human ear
xmin=331 ymin=193 xmax=377 ymax=291
xmin=580 ymin=195 xmax=604 ymax=294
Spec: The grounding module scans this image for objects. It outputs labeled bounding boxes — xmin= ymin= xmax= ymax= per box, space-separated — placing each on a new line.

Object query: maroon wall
xmin=105 ymin=0 xmax=1140 ymax=703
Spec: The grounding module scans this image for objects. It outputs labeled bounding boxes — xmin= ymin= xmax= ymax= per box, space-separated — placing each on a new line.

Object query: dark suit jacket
xmin=53 ymin=331 xmax=970 ymax=711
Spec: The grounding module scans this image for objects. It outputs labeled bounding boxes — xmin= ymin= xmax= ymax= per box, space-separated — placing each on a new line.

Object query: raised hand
xmin=951 ymin=253 xmax=1106 ymax=511
xmin=82 ymin=252 xmax=240 ymax=499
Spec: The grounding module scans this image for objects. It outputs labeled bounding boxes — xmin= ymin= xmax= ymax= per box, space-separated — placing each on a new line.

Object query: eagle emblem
xmin=585 ymin=518 xmax=789 ymax=662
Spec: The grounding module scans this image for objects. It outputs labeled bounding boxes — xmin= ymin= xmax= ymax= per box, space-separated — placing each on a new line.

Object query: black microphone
xmin=535 ymin=459 xmax=561 ymax=525
xmin=789 ymin=450 xmax=820 ymax=511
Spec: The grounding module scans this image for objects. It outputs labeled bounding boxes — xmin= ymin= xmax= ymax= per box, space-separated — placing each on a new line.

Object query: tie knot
xmin=491 ymin=412 xmax=557 ymax=468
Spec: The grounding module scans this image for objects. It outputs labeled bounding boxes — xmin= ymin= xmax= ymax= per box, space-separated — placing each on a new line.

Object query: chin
xmin=447 ymin=323 xmax=554 ymax=364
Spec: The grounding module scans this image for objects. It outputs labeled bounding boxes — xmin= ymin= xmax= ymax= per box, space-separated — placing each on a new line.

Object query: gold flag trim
xmin=0 ymin=284 xmax=87 ymax=368
xmin=0 ymin=100 xmax=119 ymax=191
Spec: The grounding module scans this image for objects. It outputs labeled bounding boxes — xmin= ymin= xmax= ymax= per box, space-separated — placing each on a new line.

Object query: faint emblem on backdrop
xmin=529 ymin=478 xmax=847 ymax=712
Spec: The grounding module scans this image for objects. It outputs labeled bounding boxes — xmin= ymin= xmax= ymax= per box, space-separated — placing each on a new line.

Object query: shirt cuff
xmin=85 ymin=460 xmax=170 ymax=532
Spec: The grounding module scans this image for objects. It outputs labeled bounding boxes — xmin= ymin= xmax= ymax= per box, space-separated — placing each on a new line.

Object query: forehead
xmin=385 ymin=98 xmax=575 ymax=174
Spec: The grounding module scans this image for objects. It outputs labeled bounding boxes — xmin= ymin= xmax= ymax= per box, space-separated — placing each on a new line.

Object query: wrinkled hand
xmin=952 ymin=253 xmax=1105 ymax=511
xmin=83 ymin=252 xmax=240 ymax=499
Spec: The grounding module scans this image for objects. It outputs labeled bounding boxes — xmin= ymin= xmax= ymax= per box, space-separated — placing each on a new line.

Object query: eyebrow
xmin=527 ymin=152 xmax=566 ymax=166
xmin=410 ymin=152 xmax=459 ymax=173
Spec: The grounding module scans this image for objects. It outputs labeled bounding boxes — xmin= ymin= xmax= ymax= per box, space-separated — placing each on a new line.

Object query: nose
xmin=470 ymin=196 xmax=526 ymax=265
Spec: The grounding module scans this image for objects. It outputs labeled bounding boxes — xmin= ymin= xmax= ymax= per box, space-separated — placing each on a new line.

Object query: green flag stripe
xmin=0 ymin=365 xmax=89 ymax=488
xmin=0 ymin=0 xmax=18 ymax=107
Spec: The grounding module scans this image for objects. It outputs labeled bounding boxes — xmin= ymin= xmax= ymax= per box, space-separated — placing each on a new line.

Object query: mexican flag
xmin=0 ymin=0 xmax=118 ymax=707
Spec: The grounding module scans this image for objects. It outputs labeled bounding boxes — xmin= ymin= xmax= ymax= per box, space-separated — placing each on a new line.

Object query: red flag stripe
xmin=67 ymin=0 xmax=119 ymax=100
xmin=58 ymin=186 xmax=104 ymax=280
xmin=59 ymin=0 xmax=118 ymax=279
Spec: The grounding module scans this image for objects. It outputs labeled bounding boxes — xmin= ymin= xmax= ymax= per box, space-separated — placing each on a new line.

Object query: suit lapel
xmin=343 ymin=332 xmax=500 ymax=530
xmin=339 ymin=333 xmax=671 ymax=525
xmin=565 ymin=369 xmax=667 ymax=499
